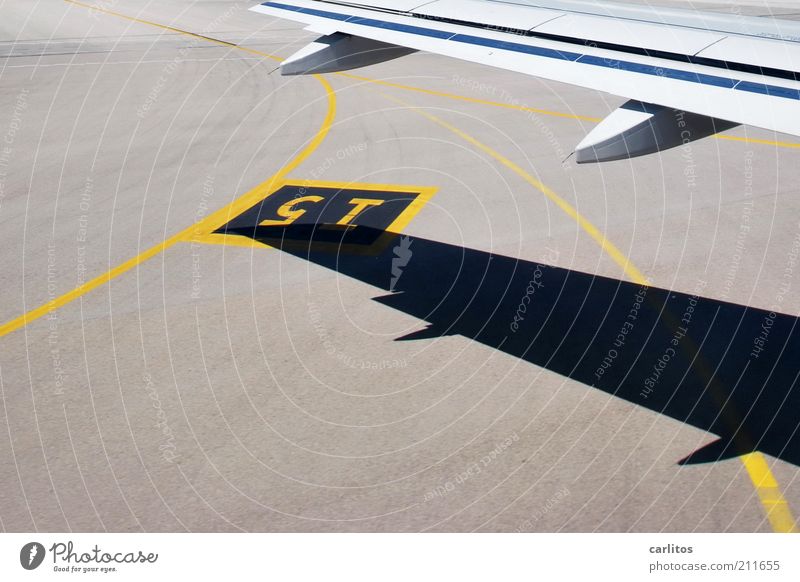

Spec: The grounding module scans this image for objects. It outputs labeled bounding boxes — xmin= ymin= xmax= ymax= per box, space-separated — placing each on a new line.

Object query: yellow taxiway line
xmin=0 ymin=3 xmax=337 ymax=339
xmin=1 ymin=0 xmax=792 ymax=533
xmin=382 ymin=93 xmax=649 ymax=285
xmin=339 ymin=72 xmax=602 ymax=122
xmin=380 ymin=92 xmax=797 ymax=533
xmin=341 ymin=72 xmax=800 ymax=150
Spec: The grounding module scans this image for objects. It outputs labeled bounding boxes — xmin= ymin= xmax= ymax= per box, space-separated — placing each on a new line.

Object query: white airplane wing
xmin=250 ymin=0 xmax=800 ymax=162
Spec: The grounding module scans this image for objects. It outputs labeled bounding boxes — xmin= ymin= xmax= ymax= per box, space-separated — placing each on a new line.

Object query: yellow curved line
xmin=383 ymin=93 xmax=797 ymax=533
xmin=382 ymin=93 xmax=648 ymax=284
xmin=55 ymin=0 xmax=798 ymax=532
xmin=338 ymin=72 xmax=602 ymax=122
xmin=64 ymin=0 xmax=281 ymax=60
xmin=0 ymin=6 xmax=337 ymax=339
xmin=341 ymin=73 xmax=800 ymax=150
xmin=180 ymin=75 xmax=337 ymax=240
xmin=713 ymin=134 xmax=800 ymax=149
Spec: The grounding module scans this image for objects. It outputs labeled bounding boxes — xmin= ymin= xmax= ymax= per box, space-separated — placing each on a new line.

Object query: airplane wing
xmin=250 ymin=0 xmax=800 ymax=162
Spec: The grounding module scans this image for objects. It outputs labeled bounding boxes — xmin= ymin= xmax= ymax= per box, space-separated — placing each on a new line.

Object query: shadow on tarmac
xmin=226 ymin=223 xmax=800 ymax=467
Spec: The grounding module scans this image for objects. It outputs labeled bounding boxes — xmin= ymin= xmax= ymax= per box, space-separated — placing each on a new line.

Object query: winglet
xmin=575 ymin=100 xmax=738 ymax=163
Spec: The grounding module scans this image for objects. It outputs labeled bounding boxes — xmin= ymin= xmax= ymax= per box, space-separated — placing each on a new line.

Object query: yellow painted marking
xmin=191 ymin=179 xmax=437 ymax=255
xmin=189 ymin=233 xmax=272 ymax=249
xmin=259 ymin=195 xmax=325 ymax=227
xmin=0 ymin=234 xmax=182 ymax=338
xmin=32 ymin=0 xmax=796 ymax=532
xmin=64 ymin=0 xmax=280 ymax=62
xmin=742 ymin=452 xmax=779 ymax=488
xmin=713 ymin=134 xmax=800 ymax=149
xmin=383 ymin=93 xmax=648 ymax=285
xmin=338 ymin=72 xmax=602 ymax=122
xmin=336 ymin=198 xmax=386 ymax=226
xmin=0 ymin=6 xmax=337 ymax=339
xmin=189 ymin=179 xmax=436 ymax=238
xmin=74 ymin=0 xmax=796 ymax=152
xmin=180 ymin=103 xmax=337 ymax=245
xmin=340 ymin=73 xmax=800 ymax=150
xmin=742 ymin=453 xmax=798 ymax=532
xmin=383 ymin=183 xmax=437 ymax=236
xmin=384 ymin=93 xmax=796 ymax=532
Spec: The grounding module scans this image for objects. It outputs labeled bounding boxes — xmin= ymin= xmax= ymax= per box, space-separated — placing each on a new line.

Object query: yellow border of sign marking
xmin=0 ymin=6 xmax=338 ymax=339
xmin=189 ymin=179 xmax=437 ymax=256
xmin=382 ymin=93 xmax=797 ymax=533
xmin=340 ymin=73 xmax=800 ymax=150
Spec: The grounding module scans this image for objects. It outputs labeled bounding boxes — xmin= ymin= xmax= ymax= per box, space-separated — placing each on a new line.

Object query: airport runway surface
xmin=2 ymin=0 xmax=800 ymax=532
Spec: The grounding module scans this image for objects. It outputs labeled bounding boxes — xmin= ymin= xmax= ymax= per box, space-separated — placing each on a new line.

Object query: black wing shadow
xmin=247 ymin=226 xmax=800 ymax=466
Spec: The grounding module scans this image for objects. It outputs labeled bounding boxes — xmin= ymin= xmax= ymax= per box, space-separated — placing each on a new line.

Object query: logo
xmin=390 ymin=236 xmax=413 ymax=291
xmin=20 ymin=542 xmax=45 ymax=570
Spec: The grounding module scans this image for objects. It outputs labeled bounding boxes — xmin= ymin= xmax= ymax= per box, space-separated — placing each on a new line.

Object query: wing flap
xmin=251 ymin=1 xmax=800 ymax=138
xmin=326 ymin=0 xmax=431 ymax=11
xmin=533 ymin=13 xmax=725 ymax=56
xmin=697 ymin=36 xmax=800 ymax=77
xmin=472 ymin=0 xmax=800 ymax=42
xmin=410 ymin=0 xmax=562 ymax=31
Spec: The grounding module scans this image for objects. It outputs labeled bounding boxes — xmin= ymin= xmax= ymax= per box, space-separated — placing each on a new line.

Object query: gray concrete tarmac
xmin=1 ymin=0 xmax=800 ymax=532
